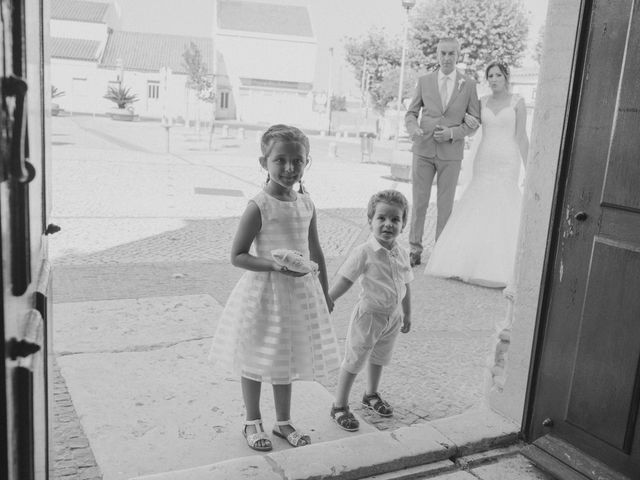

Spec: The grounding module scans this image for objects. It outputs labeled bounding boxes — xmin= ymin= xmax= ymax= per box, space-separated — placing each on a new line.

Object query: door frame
xmin=523 ymin=0 xmax=592 ymax=440
xmin=522 ymin=0 xmax=639 ymax=474
xmin=522 ymin=0 xmax=593 ymax=439
xmin=522 ymin=0 xmax=591 ymax=441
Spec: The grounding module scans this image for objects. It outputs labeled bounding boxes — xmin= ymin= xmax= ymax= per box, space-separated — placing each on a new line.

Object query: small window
xmin=148 ymin=81 xmax=160 ymax=99
xmin=220 ymin=91 xmax=229 ymax=109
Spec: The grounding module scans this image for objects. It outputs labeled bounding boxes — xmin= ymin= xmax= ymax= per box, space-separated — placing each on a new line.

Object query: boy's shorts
xmin=341 ymin=302 xmax=403 ymax=374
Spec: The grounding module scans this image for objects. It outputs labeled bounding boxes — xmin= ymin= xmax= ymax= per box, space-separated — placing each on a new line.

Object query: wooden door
xmin=527 ymin=1 xmax=640 ymax=478
xmin=1 ymin=0 xmax=53 ymax=479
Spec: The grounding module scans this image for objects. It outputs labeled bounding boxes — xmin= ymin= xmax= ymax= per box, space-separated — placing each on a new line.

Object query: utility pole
xmin=394 ymin=0 xmax=416 ymax=148
xmin=209 ymin=0 xmax=218 ymax=150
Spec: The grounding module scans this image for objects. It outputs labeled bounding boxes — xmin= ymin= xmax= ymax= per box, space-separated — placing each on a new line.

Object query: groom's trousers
xmin=409 ymin=153 xmax=462 ymax=255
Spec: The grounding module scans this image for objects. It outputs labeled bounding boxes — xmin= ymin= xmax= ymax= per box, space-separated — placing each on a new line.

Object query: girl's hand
xmin=325 ymin=294 xmax=334 ymax=313
xmin=401 ymin=317 xmax=411 ymax=333
xmin=274 ymin=262 xmax=307 ymax=277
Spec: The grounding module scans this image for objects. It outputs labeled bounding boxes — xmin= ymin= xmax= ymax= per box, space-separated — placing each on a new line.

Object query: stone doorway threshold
xmin=131 ymin=409 xmax=519 ymax=480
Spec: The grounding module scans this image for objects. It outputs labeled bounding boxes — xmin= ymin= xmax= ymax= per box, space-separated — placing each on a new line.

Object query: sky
xmin=103 ymin=0 xmax=549 ymax=95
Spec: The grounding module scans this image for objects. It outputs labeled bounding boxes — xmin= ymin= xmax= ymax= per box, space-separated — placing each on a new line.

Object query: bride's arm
xmin=515 ymin=97 xmax=529 ymax=166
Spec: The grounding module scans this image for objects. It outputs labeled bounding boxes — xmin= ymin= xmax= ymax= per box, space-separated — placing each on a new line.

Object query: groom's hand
xmin=411 ymin=128 xmax=424 ymax=141
xmin=433 ymin=125 xmax=451 ymax=143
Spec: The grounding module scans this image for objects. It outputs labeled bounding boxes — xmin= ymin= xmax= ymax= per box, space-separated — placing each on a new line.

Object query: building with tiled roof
xmin=49 ymin=0 xmax=321 ymax=126
xmin=217 ymin=0 xmax=313 ymax=38
xmin=51 ymin=0 xmax=112 ymax=23
xmin=50 ymin=37 xmax=102 ymax=61
xmin=100 ymin=31 xmax=214 ymax=75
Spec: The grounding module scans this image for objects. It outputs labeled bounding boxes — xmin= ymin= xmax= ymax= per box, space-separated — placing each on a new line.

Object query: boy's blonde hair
xmin=367 ymin=190 xmax=409 ymax=227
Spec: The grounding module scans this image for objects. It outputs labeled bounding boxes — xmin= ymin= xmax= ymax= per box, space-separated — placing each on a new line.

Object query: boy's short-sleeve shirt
xmin=338 ymin=236 xmax=414 ymax=312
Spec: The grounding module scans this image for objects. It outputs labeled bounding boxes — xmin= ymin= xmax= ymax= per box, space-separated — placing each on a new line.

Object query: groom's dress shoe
xmin=410 ymin=252 xmax=421 ymax=267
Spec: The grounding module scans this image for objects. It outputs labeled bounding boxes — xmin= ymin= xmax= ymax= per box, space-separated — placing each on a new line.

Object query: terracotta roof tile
xmin=100 ymin=31 xmax=214 ymax=74
xmin=217 ymin=0 xmax=313 ymax=37
xmin=50 ymin=37 xmax=101 ymax=61
xmin=51 ymin=0 xmax=110 ymax=23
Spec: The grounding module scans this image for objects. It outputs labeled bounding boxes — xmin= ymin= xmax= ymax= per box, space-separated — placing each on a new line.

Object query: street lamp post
xmin=394 ymin=0 xmax=416 ymax=148
xmin=326 ymin=47 xmax=334 ymax=135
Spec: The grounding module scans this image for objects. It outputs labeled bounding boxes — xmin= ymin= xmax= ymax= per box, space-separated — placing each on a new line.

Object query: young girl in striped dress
xmin=209 ymin=124 xmax=340 ymax=451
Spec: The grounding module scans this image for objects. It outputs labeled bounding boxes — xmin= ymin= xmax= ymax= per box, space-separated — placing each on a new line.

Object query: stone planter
xmin=108 ymin=108 xmax=139 ymax=122
xmin=390 ymin=147 xmax=413 ymax=182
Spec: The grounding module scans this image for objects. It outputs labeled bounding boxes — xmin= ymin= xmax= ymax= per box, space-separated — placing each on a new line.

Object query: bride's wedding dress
xmin=424 ymin=94 xmax=524 ymax=288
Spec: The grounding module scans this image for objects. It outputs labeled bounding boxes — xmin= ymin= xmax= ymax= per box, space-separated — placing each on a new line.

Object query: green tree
xmin=379 ymin=67 xmax=421 ymax=111
xmin=182 ymin=42 xmax=216 ymax=144
xmin=410 ymin=0 xmax=529 ymax=77
xmin=534 ymin=25 xmax=545 ymax=64
xmin=343 ymin=28 xmax=417 ymax=114
xmin=182 ymin=42 xmax=215 ymax=103
xmin=330 ymin=95 xmax=347 ymax=112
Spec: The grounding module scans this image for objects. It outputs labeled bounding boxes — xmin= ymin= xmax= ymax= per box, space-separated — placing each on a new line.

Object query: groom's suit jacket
xmin=404 ymin=69 xmax=480 ymax=161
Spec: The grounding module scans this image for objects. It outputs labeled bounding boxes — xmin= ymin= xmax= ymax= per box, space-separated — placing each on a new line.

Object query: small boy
xmin=329 ymin=190 xmax=413 ymax=431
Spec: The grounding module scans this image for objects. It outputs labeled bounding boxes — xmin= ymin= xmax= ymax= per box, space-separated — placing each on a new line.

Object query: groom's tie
xmin=440 ymin=77 xmax=449 ymax=110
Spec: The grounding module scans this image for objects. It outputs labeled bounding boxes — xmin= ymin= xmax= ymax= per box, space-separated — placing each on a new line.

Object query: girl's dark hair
xmin=260 ymin=124 xmax=311 ymax=193
xmin=260 ymin=124 xmax=310 ymax=157
xmin=485 ymin=60 xmax=510 ymax=82
xmin=367 ymin=190 xmax=409 ymax=227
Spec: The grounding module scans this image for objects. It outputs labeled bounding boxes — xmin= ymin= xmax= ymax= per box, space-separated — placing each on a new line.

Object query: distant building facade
xmin=215 ymin=0 xmax=317 ymax=126
xmin=49 ymin=0 xmax=321 ymax=127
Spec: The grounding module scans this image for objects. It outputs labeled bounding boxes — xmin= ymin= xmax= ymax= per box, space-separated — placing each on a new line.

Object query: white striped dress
xmin=209 ymin=190 xmax=340 ymax=384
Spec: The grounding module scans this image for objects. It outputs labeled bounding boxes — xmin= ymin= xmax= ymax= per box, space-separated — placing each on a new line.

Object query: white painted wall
xmin=216 ymin=31 xmax=316 ymax=83
xmin=216 ymin=30 xmax=317 ymax=126
xmin=51 ymin=59 xmax=206 ymax=121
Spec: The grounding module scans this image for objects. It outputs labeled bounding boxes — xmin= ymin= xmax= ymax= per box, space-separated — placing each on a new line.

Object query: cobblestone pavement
xmin=49 ymin=116 xmax=506 ymax=479
xmin=52 ymin=360 xmax=102 ymax=480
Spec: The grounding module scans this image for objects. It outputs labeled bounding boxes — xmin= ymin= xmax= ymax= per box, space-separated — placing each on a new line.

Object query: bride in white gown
xmin=424 ymin=61 xmax=529 ymax=288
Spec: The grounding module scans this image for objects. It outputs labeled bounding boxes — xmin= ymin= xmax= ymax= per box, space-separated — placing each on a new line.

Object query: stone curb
xmin=131 ymin=409 xmax=519 ymax=480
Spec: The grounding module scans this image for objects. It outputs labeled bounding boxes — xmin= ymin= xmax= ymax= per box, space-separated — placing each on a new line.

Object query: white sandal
xmin=272 ymin=420 xmax=311 ymax=447
xmin=242 ymin=419 xmax=272 ymax=452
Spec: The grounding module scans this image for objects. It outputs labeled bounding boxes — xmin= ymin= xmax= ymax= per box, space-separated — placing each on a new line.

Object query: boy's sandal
xmin=362 ymin=392 xmax=394 ymax=417
xmin=330 ymin=405 xmax=360 ymax=432
xmin=272 ymin=420 xmax=311 ymax=447
xmin=242 ymin=419 xmax=272 ymax=452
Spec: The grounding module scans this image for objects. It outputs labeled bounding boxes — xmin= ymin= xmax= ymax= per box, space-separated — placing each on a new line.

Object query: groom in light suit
xmin=404 ymin=37 xmax=480 ymax=267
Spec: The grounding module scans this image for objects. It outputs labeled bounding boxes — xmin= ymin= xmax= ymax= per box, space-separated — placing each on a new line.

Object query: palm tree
xmin=103 ymin=85 xmax=139 ymax=109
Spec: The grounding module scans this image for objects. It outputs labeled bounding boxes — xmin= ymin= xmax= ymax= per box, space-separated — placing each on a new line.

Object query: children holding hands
xmin=210 ymin=122 xmax=412 ymax=447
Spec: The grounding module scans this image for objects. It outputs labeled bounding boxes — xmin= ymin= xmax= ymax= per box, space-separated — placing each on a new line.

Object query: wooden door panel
xmin=565 ymin=239 xmax=640 ymax=452
xmin=529 ymin=0 xmax=640 ymax=477
xmin=603 ymin=11 xmax=640 ymax=211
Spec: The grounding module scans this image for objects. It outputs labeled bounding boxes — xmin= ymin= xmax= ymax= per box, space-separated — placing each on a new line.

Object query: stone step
xmin=131 ymin=409 xmax=519 ymax=480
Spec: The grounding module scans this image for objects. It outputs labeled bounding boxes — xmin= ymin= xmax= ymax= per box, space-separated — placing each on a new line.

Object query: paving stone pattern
xmin=52 ymin=360 xmax=103 ymax=480
xmin=50 ymin=116 xmax=506 ymax=479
